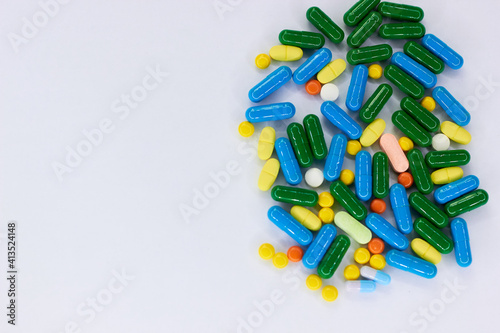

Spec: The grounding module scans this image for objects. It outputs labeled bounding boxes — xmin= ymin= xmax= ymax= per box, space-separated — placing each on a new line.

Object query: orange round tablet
xmin=398 ymin=172 xmax=414 ymax=188
xmin=287 ymin=246 xmax=304 ymax=262
xmin=368 ymin=238 xmax=385 ymax=254
xmin=305 ymin=79 xmax=322 ymax=95
xmin=370 ymin=198 xmax=386 ymax=214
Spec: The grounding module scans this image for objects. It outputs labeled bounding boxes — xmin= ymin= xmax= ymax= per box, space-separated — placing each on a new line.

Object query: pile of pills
xmin=242 ymin=0 xmax=489 ymax=302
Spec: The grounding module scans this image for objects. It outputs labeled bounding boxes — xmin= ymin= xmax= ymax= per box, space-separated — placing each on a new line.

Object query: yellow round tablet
xmin=354 ymin=248 xmax=371 ymax=264
xmin=340 ymin=169 xmax=355 ymax=186
xmin=318 ymin=207 xmax=334 ymax=223
xmin=370 ymin=254 xmax=386 ymax=270
xmin=258 ymin=243 xmax=275 ymax=260
xmin=238 ymin=121 xmax=255 ymax=137
xmin=398 ymin=137 xmax=414 ymax=152
xmin=322 ymin=285 xmax=338 ymax=302
xmin=306 ymin=274 xmax=322 ymax=290
xmin=421 ymin=96 xmax=436 ymax=112
xmin=318 ymin=192 xmax=334 ymax=208
xmin=346 ymin=140 xmax=362 ymax=155
xmin=344 ymin=264 xmax=360 ymax=280
xmin=368 ymin=64 xmax=383 ymax=79
xmin=272 ymin=252 xmax=288 ymax=269
xmin=255 ymin=54 xmax=271 ymax=69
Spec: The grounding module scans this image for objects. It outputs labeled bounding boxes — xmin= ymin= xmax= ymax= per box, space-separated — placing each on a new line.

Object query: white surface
xmin=1 ymin=0 xmax=500 ymax=332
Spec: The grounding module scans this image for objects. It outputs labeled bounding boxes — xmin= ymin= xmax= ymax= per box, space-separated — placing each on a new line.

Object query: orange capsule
xmin=370 ymin=198 xmax=386 ymax=214
xmin=305 ymin=79 xmax=322 ymax=95
xmin=368 ymin=238 xmax=385 ymax=254
xmin=398 ymin=172 xmax=414 ymax=188
xmin=287 ymin=246 xmax=304 ymax=262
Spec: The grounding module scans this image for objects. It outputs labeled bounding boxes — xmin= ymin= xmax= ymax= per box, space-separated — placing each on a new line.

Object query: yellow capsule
xmin=346 ymin=140 xmax=362 ymax=155
xmin=317 ymin=59 xmax=347 ymax=84
xmin=431 ymin=167 xmax=463 ymax=185
xmin=269 ymin=45 xmax=303 ymax=62
xmin=258 ymin=243 xmax=275 ymax=260
xmin=368 ymin=64 xmax=383 ymax=79
xmin=257 ymin=126 xmax=276 ymax=160
xmin=322 ymin=285 xmax=338 ymax=302
xmin=258 ymin=158 xmax=280 ymax=191
xmin=238 ymin=121 xmax=254 ymax=137
xmin=291 ymin=206 xmax=322 ymax=231
xmin=273 ymin=252 xmax=288 ymax=269
xmin=420 ymin=96 xmax=436 ymax=112
xmin=360 ymin=118 xmax=386 ymax=147
xmin=411 ymin=238 xmax=442 ymax=265
xmin=354 ymin=248 xmax=371 ymax=264
xmin=306 ymin=274 xmax=322 ymax=290
xmin=344 ymin=264 xmax=360 ymax=280
xmin=318 ymin=207 xmax=334 ymax=224
xmin=255 ymin=54 xmax=271 ymax=69
xmin=369 ymin=254 xmax=386 ymax=270
xmin=340 ymin=169 xmax=355 ymax=186
xmin=398 ymin=137 xmax=414 ymax=152
xmin=440 ymin=121 xmax=471 ymax=145
xmin=318 ymin=192 xmax=334 ymax=208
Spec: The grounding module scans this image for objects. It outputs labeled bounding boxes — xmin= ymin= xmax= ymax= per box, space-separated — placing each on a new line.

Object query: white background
xmin=1 ymin=0 xmax=500 ymax=332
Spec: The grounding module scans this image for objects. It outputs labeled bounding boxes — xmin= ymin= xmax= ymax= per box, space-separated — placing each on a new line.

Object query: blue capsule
xmin=433 ymin=86 xmax=471 ymax=126
xmin=434 ymin=175 xmax=480 ymax=204
xmin=450 ymin=218 xmax=472 ymax=267
xmin=275 ymin=138 xmax=302 ymax=185
xmin=321 ymin=101 xmax=362 ymax=139
xmin=422 ymin=34 xmax=464 ymax=70
xmin=245 ymin=102 xmax=295 ymax=123
xmin=365 ymin=213 xmax=409 ymax=251
xmin=346 ymin=280 xmax=376 ymax=293
xmin=302 ymin=224 xmax=337 ymax=269
xmin=390 ymin=184 xmax=412 ymax=234
xmin=346 ymin=65 xmax=368 ymax=111
xmin=391 ymin=52 xmax=437 ymax=89
xmin=268 ymin=206 xmax=313 ymax=246
xmin=386 ymin=250 xmax=437 ymax=279
xmin=355 ymin=151 xmax=372 ymax=202
xmin=324 ymin=134 xmax=347 ymax=181
xmin=293 ymin=48 xmax=332 ymax=85
xmin=248 ymin=66 xmax=292 ymax=102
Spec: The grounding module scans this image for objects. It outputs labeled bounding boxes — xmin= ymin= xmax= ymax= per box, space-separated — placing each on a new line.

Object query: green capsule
xmin=425 ymin=150 xmax=471 ymax=168
xmin=359 ymin=84 xmax=393 ymax=123
xmin=344 ymin=0 xmax=381 ymax=27
xmin=379 ymin=23 xmax=426 ymax=39
xmin=373 ymin=152 xmax=389 ymax=198
xmin=414 ymin=218 xmax=454 ymax=254
xmin=279 ymin=30 xmax=325 ymax=49
xmin=384 ymin=65 xmax=425 ymax=99
xmin=347 ymin=12 xmax=382 ymax=48
xmin=407 ymin=149 xmax=434 ymax=195
xmin=306 ymin=7 xmax=344 ymax=44
xmin=392 ymin=111 xmax=432 ymax=147
xmin=404 ymin=41 xmax=445 ymax=74
xmin=317 ymin=235 xmax=350 ymax=279
xmin=303 ymin=114 xmax=328 ymax=160
xmin=271 ymin=185 xmax=318 ymax=207
xmin=346 ymin=44 xmax=393 ymax=65
xmin=330 ymin=181 xmax=367 ymax=221
xmin=287 ymin=123 xmax=313 ymax=168
xmin=377 ymin=2 xmax=424 ymax=22
xmin=409 ymin=192 xmax=449 ymax=228
xmin=401 ymin=97 xmax=440 ymax=132
xmin=444 ymin=189 xmax=489 ymax=217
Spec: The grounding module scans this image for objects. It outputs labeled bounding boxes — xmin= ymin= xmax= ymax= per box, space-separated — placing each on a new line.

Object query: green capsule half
xmin=317 ymin=235 xmax=351 ymax=279
xmin=303 ymin=114 xmax=328 ymax=160
xmin=279 ymin=30 xmax=325 ymax=49
xmin=377 ymin=2 xmax=424 ymax=22
xmin=401 ymin=97 xmax=440 ymax=132
xmin=346 ymin=44 xmax=393 ymax=65
xmin=347 ymin=12 xmax=382 ymax=48
xmin=359 ymin=84 xmax=393 ymax=123
xmin=379 ymin=23 xmax=426 ymax=39
xmin=392 ymin=111 xmax=432 ymax=147
xmin=409 ymin=192 xmax=449 ymax=228
xmin=330 ymin=181 xmax=367 ymax=221
xmin=404 ymin=41 xmax=445 ymax=74
xmin=425 ymin=150 xmax=471 ymax=168
xmin=271 ymin=186 xmax=319 ymax=207
xmin=407 ymin=149 xmax=434 ymax=195
xmin=414 ymin=218 xmax=454 ymax=254
xmin=444 ymin=189 xmax=489 ymax=217
xmin=306 ymin=7 xmax=344 ymax=44
xmin=373 ymin=152 xmax=389 ymax=198
xmin=287 ymin=123 xmax=313 ymax=168
xmin=384 ymin=65 xmax=425 ymax=99
xmin=344 ymin=0 xmax=381 ymax=27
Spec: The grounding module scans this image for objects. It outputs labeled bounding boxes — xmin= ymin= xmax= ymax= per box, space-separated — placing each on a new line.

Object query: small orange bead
xmin=305 ymin=79 xmax=322 ymax=95
xmin=370 ymin=198 xmax=386 ymax=214
xmin=287 ymin=246 xmax=304 ymax=262
xmin=398 ymin=172 xmax=414 ymax=188
xmin=368 ymin=238 xmax=385 ymax=254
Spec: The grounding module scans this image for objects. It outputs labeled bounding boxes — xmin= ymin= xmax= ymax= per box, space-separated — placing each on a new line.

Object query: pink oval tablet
xmin=380 ymin=133 xmax=409 ymax=173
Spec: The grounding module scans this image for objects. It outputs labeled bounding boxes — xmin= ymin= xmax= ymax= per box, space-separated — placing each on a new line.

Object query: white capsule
xmin=432 ymin=133 xmax=451 ymax=151
xmin=304 ymin=168 xmax=324 ymax=188
xmin=320 ymin=83 xmax=339 ymax=101
xmin=360 ymin=266 xmax=391 ymax=285
xmin=345 ymin=280 xmax=376 ymax=293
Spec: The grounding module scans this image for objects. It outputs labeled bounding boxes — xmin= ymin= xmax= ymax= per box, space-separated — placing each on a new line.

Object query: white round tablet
xmin=320 ymin=83 xmax=339 ymax=101
xmin=305 ymin=168 xmax=324 ymax=188
xmin=432 ymin=133 xmax=451 ymax=151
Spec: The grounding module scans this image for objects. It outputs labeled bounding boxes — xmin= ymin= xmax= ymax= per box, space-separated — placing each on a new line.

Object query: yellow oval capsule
xmin=258 ymin=158 xmax=280 ymax=191
xmin=354 ymin=248 xmax=371 ymax=264
xmin=346 ymin=140 xmax=362 ymax=155
xmin=291 ymin=206 xmax=322 ymax=231
xmin=238 ymin=121 xmax=254 ymax=137
xmin=440 ymin=121 xmax=471 ymax=145
xmin=344 ymin=264 xmax=360 ymax=280
xmin=258 ymin=243 xmax=275 ymax=260
xmin=369 ymin=254 xmax=386 ymax=270
xmin=317 ymin=59 xmax=347 ymax=84
xmin=269 ymin=45 xmax=303 ymax=62
xmin=306 ymin=274 xmax=322 ymax=290
xmin=318 ymin=207 xmax=334 ymax=223
xmin=420 ymin=96 xmax=436 ymax=112
xmin=273 ymin=252 xmax=288 ymax=269
xmin=258 ymin=126 xmax=276 ymax=160
xmin=318 ymin=192 xmax=334 ymax=208
xmin=255 ymin=54 xmax=271 ymax=69
xmin=368 ymin=64 xmax=383 ymax=79
xmin=411 ymin=238 xmax=442 ymax=265
xmin=431 ymin=167 xmax=463 ymax=185
xmin=340 ymin=169 xmax=355 ymax=186
xmin=360 ymin=118 xmax=386 ymax=147
xmin=398 ymin=137 xmax=414 ymax=152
